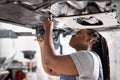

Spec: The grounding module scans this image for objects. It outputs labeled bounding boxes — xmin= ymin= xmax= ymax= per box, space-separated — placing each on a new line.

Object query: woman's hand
xmin=43 ymin=18 xmax=54 ymax=32
xmin=37 ymin=36 xmax=44 ymax=47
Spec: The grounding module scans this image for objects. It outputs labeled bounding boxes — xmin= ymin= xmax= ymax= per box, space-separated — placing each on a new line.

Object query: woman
xmin=37 ymin=18 xmax=110 ymax=80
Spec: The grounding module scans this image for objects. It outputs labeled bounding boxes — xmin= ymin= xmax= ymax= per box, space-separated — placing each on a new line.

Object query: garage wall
xmin=115 ymin=31 xmax=120 ymax=80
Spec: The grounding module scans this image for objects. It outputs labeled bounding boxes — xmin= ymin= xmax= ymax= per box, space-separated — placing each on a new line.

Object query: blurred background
xmin=0 ymin=0 xmax=120 ymax=80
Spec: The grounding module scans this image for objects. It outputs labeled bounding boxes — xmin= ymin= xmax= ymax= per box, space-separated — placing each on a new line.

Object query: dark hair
xmin=87 ymin=29 xmax=110 ymax=80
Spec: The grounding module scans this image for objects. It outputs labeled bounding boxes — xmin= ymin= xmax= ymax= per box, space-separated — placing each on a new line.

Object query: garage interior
xmin=0 ymin=0 xmax=120 ymax=80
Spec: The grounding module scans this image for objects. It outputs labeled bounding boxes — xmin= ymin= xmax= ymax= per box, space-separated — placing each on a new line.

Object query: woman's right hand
xmin=43 ymin=18 xmax=54 ymax=32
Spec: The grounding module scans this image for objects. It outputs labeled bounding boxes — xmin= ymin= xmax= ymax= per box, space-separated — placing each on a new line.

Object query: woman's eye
xmin=77 ymin=32 xmax=81 ymax=34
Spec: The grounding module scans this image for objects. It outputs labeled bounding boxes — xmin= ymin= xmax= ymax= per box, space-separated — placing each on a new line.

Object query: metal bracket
xmin=111 ymin=0 xmax=120 ymax=24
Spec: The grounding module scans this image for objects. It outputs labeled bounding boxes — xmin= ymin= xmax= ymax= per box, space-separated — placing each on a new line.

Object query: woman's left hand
xmin=37 ymin=36 xmax=44 ymax=47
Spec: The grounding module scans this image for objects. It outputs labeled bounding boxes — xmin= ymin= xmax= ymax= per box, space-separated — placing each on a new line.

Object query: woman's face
xmin=69 ymin=29 xmax=91 ymax=50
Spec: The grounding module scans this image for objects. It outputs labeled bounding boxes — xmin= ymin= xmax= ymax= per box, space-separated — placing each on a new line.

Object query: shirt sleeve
xmin=70 ymin=50 xmax=96 ymax=79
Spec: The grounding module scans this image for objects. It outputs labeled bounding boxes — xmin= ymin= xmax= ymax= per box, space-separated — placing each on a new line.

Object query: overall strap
xmin=60 ymin=74 xmax=76 ymax=80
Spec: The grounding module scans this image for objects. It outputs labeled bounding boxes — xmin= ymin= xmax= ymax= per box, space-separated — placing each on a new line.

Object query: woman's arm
xmin=42 ymin=18 xmax=78 ymax=75
xmin=37 ymin=36 xmax=60 ymax=76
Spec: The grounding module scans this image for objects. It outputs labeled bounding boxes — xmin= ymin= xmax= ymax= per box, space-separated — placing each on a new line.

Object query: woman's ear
xmin=86 ymin=36 xmax=93 ymax=43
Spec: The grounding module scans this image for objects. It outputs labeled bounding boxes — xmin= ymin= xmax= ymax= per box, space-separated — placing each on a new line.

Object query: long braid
xmin=100 ymin=36 xmax=110 ymax=80
xmin=87 ymin=29 xmax=110 ymax=80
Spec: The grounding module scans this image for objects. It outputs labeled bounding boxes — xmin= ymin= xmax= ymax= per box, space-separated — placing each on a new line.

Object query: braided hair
xmin=87 ymin=29 xmax=110 ymax=80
